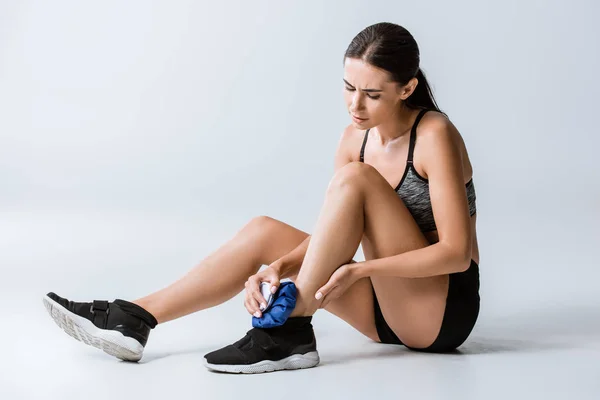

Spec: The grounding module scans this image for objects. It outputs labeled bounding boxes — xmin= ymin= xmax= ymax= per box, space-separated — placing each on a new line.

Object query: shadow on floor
xmin=139 ymin=346 xmax=216 ymax=363
xmin=456 ymin=304 xmax=600 ymax=355
xmin=139 ymin=304 xmax=600 ymax=363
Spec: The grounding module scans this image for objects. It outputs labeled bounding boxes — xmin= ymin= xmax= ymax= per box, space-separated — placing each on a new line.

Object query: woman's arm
xmin=355 ymin=242 xmax=469 ymax=279
xmin=354 ymin=117 xmax=473 ymax=279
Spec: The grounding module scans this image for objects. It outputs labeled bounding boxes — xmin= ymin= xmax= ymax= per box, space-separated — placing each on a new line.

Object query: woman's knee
xmin=246 ymin=215 xmax=278 ymax=231
xmin=328 ymin=162 xmax=372 ymax=193
xmin=237 ymin=216 xmax=280 ymax=244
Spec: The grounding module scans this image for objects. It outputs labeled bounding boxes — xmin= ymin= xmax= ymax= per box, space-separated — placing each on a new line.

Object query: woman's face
xmin=343 ymin=57 xmax=416 ymax=128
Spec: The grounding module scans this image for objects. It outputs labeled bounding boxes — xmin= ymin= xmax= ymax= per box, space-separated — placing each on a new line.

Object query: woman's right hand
xmin=244 ymin=261 xmax=283 ymax=318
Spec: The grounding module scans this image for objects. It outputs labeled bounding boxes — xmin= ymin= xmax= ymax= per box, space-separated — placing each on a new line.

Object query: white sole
xmin=42 ymin=295 xmax=144 ymax=362
xmin=204 ymin=351 xmax=320 ymax=374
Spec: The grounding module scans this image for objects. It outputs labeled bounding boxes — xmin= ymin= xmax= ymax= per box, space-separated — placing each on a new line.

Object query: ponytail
xmin=404 ymin=68 xmax=445 ymax=115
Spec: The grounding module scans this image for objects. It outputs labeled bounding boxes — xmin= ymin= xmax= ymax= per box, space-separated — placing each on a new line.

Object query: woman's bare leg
xmin=132 ymin=216 xmax=308 ymax=324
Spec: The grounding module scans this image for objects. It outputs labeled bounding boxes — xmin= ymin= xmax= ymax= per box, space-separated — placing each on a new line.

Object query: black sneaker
xmin=203 ymin=316 xmax=319 ymax=374
xmin=42 ymin=292 xmax=158 ymax=362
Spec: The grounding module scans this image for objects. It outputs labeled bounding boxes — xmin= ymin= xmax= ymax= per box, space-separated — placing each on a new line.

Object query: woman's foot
xmin=42 ymin=292 xmax=158 ymax=362
xmin=203 ymin=316 xmax=319 ymax=374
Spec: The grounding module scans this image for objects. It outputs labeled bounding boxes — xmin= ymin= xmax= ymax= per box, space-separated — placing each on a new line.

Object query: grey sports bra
xmin=359 ymin=109 xmax=477 ymax=232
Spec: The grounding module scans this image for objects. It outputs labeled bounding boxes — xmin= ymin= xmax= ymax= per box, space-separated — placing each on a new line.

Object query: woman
xmin=43 ymin=22 xmax=480 ymax=374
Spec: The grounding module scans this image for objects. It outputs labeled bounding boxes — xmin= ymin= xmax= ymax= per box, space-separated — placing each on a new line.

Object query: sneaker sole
xmin=203 ymin=351 xmax=320 ymax=374
xmin=42 ymin=295 xmax=144 ymax=362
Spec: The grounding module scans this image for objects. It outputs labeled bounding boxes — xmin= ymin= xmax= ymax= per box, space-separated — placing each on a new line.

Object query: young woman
xmin=43 ymin=22 xmax=480 ymax=374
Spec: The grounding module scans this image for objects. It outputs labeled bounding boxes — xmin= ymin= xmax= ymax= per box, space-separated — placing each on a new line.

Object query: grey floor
xmin=2 ymin=209 xmax=599 ymax=399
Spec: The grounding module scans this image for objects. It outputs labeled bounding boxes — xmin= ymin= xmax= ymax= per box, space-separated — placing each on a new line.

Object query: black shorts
xmin=372 ymin=259 xmax=480 ymax=353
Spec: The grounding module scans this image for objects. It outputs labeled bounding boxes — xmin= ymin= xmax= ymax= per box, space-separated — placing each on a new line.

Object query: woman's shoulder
xmin=414 ymin=110 xmax=474 ymax=181
xmin=416 ymin=110 xmax=464 ymax=149
xmin=341 ymin=123 xmax=366 ymax=140
xmin=418 ymin=109 xmax=453 ymax=136
xmin=339 ymin=124 xmax=367 ymax=162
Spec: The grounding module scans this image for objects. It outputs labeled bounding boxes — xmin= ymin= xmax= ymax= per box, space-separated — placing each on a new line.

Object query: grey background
xmin=1 ymin=0 xmax=598 ymax=399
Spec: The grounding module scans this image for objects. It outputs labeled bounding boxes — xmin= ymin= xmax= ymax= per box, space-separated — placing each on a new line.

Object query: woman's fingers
xmin=243 ymin=293 xmax=253 ymax=314
xmin=244 ymin=284 xmax=263 ymax=317
xmin=246 ymin=278 xmax=267 ymax=311
xmin=252 ymin=288 xmax=268 ymax=311
xmin=244 ymin=294 xmax=261 ymax=316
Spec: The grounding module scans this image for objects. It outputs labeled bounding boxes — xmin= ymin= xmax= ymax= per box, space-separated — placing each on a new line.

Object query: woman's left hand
xmin=315 ymin=261 xmax=361 ymax=309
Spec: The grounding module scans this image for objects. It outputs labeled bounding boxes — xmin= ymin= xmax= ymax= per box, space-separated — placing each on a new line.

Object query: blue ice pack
xmin=251 ymin=281 xmax=297 ymax=328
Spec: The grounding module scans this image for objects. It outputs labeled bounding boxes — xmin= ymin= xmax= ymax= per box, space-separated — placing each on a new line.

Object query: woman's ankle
xmin=119 ymin=299 xmax=160 ymax=327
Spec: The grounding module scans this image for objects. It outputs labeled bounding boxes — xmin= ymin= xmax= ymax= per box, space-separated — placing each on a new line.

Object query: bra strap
xmin=359 ymin=129 xmax=370 ymax=162
xmin=407 ymin=109 xmax=429 ymax=164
